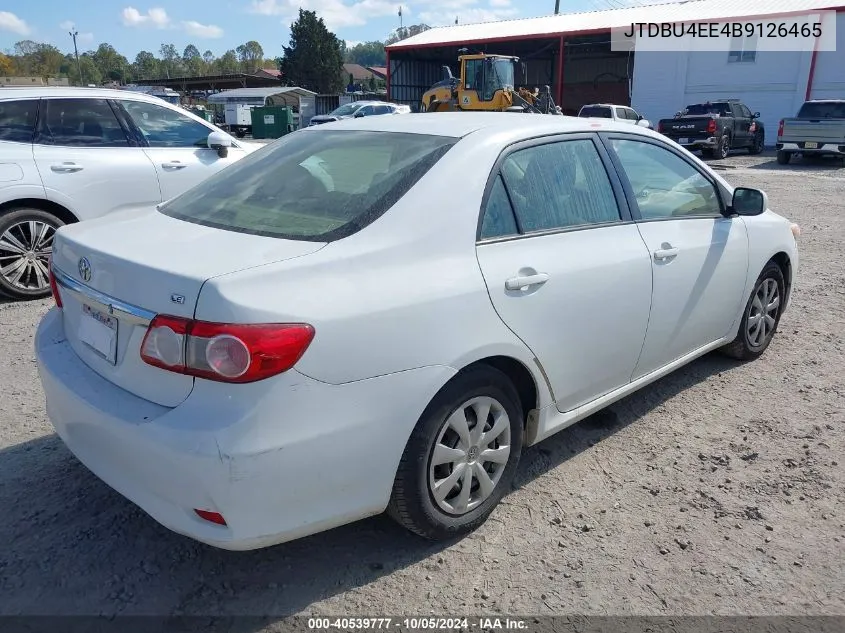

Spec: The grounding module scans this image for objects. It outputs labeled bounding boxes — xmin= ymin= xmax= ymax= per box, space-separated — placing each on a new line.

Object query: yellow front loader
xmin=420 ymin=51 xmax=562 ymax=115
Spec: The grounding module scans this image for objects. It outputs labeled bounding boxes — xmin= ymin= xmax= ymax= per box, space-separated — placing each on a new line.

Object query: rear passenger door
xmin=475 ymin=134 xmax=654 ymax=413
xmin=32 ymin=97 xmax=162 ymax=222
xmin=0 ymin=98 xmax=45 ymax=204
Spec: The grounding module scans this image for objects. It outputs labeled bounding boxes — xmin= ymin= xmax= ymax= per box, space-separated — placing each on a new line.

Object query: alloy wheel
xmin=0 ymin=219 xmax=56 ymax=292
xmin=428 ymin=396 xmax=512 ymax=515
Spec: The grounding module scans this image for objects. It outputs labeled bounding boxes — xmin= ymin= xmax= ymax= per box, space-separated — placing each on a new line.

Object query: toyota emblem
xmin=78 ymin=257 xmax=91 ymax=282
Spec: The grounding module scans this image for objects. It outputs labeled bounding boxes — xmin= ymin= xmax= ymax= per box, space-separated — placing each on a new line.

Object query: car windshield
xmin=797 ymin=101 xmax=845 ymax=118
xmin=329 ymin=103 xmax=362 ymax=117
xmin=683 ymin=103 xmax=730 ymax=116
xmin=579 ymin=106 xmax=612 ymax=118
xmin=158 ymin=129 xmax=457 ymax=241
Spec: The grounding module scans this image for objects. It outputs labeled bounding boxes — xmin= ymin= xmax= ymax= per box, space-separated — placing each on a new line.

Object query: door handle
xmin=653 ymin=247 xmax=679 ymax=261
xmin=505 ymin=273 xmax=550 ymax=291
xmin=161 ymin=161 xmax=187 ymax=169
xmin=50 ymin=163 xmax=83 ymax=173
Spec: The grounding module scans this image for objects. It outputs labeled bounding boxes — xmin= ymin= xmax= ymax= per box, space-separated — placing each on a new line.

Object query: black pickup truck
xmin=657 ymin=100 xmax=766 ymax=159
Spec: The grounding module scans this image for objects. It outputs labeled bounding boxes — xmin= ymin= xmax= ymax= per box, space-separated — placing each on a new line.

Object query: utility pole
xmin=554 ymin=0 xmax=560 ymax=14
xmin=398 ymin=6 xmax=403 ymax=30
xmin=69 ymin=28 xmax=83 ymax=86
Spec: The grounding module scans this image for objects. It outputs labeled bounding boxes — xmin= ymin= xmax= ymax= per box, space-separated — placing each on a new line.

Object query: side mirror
xmin=753 ymin=111 xmax=761 ymax=118
xmin=637 ymin=118 xmax=650 ymax=127
xmin=354 ymin=110 xmax=365 ymax=118
xmin=207 ymin=131 xmax=232 ymax=158
xmin=729 ymin=187 xmax=767 ymax=216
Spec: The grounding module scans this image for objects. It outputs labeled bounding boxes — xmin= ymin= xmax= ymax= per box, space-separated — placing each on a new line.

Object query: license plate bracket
xmin=678 ymin=137 xmax=690 ymax=144
xmin=804 ymin=141 xmax=818 ymax=149
xmin=79 ymin=304 xmax=118 ymax=364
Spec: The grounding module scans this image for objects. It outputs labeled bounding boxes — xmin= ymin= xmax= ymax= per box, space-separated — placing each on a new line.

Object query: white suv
xmin=0 ymin=87 xmax=259 ymax=300
xmin=577 ymin=103 xmax=652 ymax=129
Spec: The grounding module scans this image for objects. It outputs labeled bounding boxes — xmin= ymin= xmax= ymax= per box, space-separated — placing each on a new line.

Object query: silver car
xmin=308 ymin=100 xmax=410 ymax=126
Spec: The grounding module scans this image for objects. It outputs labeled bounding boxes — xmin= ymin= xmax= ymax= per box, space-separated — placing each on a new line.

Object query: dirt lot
xmin=1 ymin=151 xmax=843 ymax=622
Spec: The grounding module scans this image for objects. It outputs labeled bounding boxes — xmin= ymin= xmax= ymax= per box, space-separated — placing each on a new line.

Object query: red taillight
xmin=657 ymin=121 xmax=663 ymax=133
xmin=140 ymin=316 xmax=315 ymax=383
xmin=48 ymin=257 xmax=62 ymax=308
xmin=194 ymin=509 xmax=227 ymax=526
xmin=778 ymin=119 xmax=784 ymax=137
xmin=706 ymin=118 xmax=717 ymax=134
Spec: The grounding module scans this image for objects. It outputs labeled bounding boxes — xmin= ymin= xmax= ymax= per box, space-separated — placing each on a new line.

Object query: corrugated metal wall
xmin=389 ymin=58 xmax=447 ymax=111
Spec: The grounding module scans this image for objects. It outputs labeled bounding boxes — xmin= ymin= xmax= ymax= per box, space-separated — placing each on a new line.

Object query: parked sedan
xmin=308 ymin=100 xmax=410 ymax=125
xmin=0 ymin=87 xmax=258 ymax=300
xmin=36 ymin=113 xmax=799 ymax=551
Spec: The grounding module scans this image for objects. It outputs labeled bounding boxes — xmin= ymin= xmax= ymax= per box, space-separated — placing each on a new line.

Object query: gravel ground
xmin=1 ymin=151 xmax=843 ymax=622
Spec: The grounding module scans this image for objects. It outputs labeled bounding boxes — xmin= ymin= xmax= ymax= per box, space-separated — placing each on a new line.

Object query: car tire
xmin=387 ymin=364 xmax=524 ymax=541
xmin=717 ymin=134 xmax=731 ymax=159
xmin=0 ymin=207 xmax=64 ymax=301
xmin=720 ymin=261 xmax=786 ymax=361
xmin=748 ymin=130 xmax=765 ymax=155
xmin=776 ymin=150 xmax=792 ymax=165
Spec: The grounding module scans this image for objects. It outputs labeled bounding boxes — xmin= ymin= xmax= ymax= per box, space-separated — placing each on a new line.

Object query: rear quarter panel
xmin=0 ymin=140 xmax=47 ymax=205
xmin=194 ymin=130 xmax=554 ymax=407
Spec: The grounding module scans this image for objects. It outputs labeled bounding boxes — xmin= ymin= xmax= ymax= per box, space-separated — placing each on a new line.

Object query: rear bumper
xmin=35 ymin=307 xmax=455 ymax=550
xmin=667 ymin=136 xmax=719 ymax=150
xmin=776 ymin=141 xmax=845 ymax=156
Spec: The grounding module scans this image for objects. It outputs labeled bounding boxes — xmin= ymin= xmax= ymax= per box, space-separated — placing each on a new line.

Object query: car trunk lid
xmin=50 ymin=209 xmax=326 ymax=407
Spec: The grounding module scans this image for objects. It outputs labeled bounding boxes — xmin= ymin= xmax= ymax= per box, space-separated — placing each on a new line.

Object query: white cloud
xmin=0 ymin=11 xmax=31 ymax=35
xmin=59 ymin=20 xmax=74 ymax=31
xmin=250 ymin=0 xmax=403 ymax=30
xmin=78 ymin=32 xmax=95 ymax=44
xmin=182 ymin=20 xmax=224 ymax=38
xmin=121 ymin=7 xmax=171 ymax=28
xmin=413 ymin=0 xmax=517 ymax=27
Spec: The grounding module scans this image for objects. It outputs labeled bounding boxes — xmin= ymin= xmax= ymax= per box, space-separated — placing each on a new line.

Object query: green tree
xmin=278 ymin=9 xmax=344 ymax=94
xmin=183 ymin=44 xmax=204 ymax=76
xmin=202 ymin=50 xmax=215 ymax=66
xmin=214 ymin=50 xmax=239 ymax=74
xmin=133 ymin=50 xmax=159 ymax=80
xmin=158 ymin=43 xmax=182 ymax=78
xmin=68 ymin=54 xmax=102 ymax=85
xmin=236 ymin=40 xmax=264 ymax=73
xmin=92 ymin=43 xmax=129 ymax=83
xmin=344 ymin=41 xmax=386 ymax=67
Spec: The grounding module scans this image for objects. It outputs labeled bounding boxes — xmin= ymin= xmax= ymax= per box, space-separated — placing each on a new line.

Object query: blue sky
xmin=0 ymin=0 xmax=632 ymax=61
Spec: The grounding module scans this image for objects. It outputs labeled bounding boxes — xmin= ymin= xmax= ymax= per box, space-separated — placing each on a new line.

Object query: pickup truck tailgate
xmin=781 ymin=119 xmax=845 ymax=142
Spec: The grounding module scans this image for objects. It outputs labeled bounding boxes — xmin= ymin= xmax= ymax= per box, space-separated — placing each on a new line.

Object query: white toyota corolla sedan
xmin=36 ymin=112 xmax=799 ymax=551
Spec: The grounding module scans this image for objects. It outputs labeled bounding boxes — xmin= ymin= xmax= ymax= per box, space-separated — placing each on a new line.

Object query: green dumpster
xmin=250 ymin=106 xmax=295 ymax=139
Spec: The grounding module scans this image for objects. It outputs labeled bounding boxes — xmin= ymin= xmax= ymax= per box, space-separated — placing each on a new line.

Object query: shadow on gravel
xmin=0 ymin=352 xmax=739 ymax=619
xmin=746 ymin=155 xmax=845 ymax=174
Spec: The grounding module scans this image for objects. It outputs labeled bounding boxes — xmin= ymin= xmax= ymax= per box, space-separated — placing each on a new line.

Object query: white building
xmin=386 ymin=0 xmax=845 ymax=140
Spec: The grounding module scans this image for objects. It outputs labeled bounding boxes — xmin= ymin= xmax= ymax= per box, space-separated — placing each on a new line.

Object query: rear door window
xmin=37 ymin=99 xmax=130 ymax=147
xmin=158 ymin=129 xmax=457 ymax=241
xmin=0 ymin=99 xmax=38 ymax=143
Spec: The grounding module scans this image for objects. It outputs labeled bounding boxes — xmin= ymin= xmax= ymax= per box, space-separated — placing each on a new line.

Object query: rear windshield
xmin=683 ymin=103 xmax=730 ymax=116
xmin=797 ymin=101 xmax=845 ymax=119
xmin=158 ymin=129 xmax=457 ymax=241
xmin=579 ymin=106 xmax=612 ymax=118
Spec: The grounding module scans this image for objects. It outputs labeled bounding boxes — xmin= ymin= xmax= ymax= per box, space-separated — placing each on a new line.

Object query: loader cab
xmin=459 ymin=55 xmax=516 ymax=106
